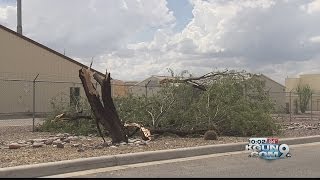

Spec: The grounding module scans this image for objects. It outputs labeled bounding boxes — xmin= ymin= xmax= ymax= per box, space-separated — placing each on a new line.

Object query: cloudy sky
xmin=1 ymin=0 xmax=320 ymax=84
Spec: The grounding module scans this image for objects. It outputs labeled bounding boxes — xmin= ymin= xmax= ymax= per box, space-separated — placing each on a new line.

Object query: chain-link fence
xmin=1 ymin=74 xmax=320 ymax=130
xmin=0 ymin=77 xmax=84 ymax=129
xmin=270 ymin=91 xmax=320 ymax=122
xmin=0 ymin=75 xmax=161 ymax=130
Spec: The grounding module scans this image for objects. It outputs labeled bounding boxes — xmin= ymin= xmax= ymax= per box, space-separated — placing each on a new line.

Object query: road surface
xmin=56 ymin=142 xmax=320 ymax=178
xmin=0 ymin=118 xmax=43 ymax=127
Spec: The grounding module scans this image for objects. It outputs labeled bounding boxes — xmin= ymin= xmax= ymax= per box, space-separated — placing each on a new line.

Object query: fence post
xmin=33 ymin=74 xmax=39 ymax=132
xmin=311 ymin=93 xmax=313 ymax=121
xmin=145 ymin=80 xmax=151 ymax=98
xmin=289 ymin=91 xmax=292 ymax=122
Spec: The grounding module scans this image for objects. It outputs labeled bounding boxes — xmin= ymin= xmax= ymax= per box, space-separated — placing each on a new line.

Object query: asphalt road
xmin=72 ymin=142 xmax=320 ymax=178
xmin=0 ymin=118 xmax=43 ymax=127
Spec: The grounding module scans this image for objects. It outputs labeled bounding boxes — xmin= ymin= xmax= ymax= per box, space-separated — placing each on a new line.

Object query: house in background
xmin=256 ymin=74 xmax=286 ymax=112
xmin=285 ymin=74 xmax=320 ymax=112
xmin=0 ymin=24 xmax=124 ymax=115
xmin=128 ymin=75 xmax=173 ymax=97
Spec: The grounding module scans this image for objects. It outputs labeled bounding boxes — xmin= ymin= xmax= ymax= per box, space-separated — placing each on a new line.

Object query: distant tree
xmin=296 ymin=84 xmax=312 ymax=113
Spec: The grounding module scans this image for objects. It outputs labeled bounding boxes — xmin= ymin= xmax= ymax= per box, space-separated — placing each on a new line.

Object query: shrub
xmin=115 ymin=70 xmax=280 ymax=137
xmin=296 ymin=84 xmax=312 ymax=113
xmin=39 ymin=118 xmax=97 ymax=135
xmin=204 ymin=130 xmax=218 ymax=140
xmin=40 ymin=69 xmax=280 ymax=138
xmin=38 ymin=94 xmax=98 ymax=136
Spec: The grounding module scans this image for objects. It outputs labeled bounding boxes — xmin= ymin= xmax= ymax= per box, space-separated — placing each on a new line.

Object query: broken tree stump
xmin=79 ymin=67 xmax=128 ymax=144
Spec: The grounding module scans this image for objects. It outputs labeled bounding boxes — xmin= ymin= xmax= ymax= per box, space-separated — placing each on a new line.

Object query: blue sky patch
xmin=0 ymin=0 xmax=15 ymax=6
xmin=167 ymin=0 xmax=193 ymax=32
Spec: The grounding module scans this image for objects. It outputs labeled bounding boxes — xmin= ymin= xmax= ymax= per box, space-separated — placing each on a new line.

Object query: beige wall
xmin=259 ymin=75 xmax=286 ymax=112
xmin=285 ymin=78 xmax=300 ymax=92
xmin=285 ymin=74 xmax=320 ymax=112
xmin=0 ymin=29 xmax=82 ymax=82
xmin=286 ymin=74 xmax=320 ymax=93
xmin=0 ymin=27 xmax=121 ymax=114
xmin=299 ymin=74 xmax=320 ymax=92
xmin=111 ymin=79 xmax=131 ymax=97
xmin=129 ymin=76 xmax=162 ymax=97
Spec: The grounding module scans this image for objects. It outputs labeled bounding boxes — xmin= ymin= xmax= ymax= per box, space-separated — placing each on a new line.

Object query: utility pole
xmin=17 ymin=0 xmax=23 ymax=35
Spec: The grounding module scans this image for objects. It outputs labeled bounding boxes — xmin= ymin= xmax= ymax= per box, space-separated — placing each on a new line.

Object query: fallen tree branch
xmin=148 ymin=128 xmax=209 ymax=137
xmin=52 ymin=113 xmax=93 ymax=122
xmin=124 ymin=123 xmax=151 ymax=141
xmin=159 ymin=70 xmax=250 ymax=91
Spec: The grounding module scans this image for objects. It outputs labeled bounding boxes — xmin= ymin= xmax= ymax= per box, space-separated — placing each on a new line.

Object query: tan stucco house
xmin=128 ymin=75 xmax=173 ymax=97
xmin=257 ymin=74 xmax=286 ymax=112
xmin=285 ymin=74 xmax=320 ymax=112
xmin=0 ymin=24 xmax=124 ymax=115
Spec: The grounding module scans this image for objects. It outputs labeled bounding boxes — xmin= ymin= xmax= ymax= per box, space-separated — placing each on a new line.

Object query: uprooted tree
xmin=115 ymin=69 xmax=279 ymax=137
xmin=76 ymin=66 xmax=278 ymax=142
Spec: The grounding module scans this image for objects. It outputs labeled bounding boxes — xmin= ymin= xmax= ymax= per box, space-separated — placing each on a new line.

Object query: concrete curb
xmin=1 ymin=135 xmax=320 ymax=178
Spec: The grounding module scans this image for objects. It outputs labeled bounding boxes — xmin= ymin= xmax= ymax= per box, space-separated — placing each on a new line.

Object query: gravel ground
xmin=273 ymin=113 xmax=320 ymax=137
xmin=0 ymin=126 xmax=248 ymax=168
xmin=1 ymin=114 xmax=320 ymax=169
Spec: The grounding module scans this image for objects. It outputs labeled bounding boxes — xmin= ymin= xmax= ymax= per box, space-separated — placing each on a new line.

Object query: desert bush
xmin=39 ymin=94 xmax=98 ymax=135
xmin=203 ymin=130 xmax=218 ymax=140
xmin=115 ymin=70 xmax=279 ymax=137
xmin=39 ymin=117 xmax=97 ymax=135
xmin=296 ymin=84 xmax=312 ymax=113
xmin=40 ymin=69 xmax=280 ymax=137
xmin=191 ymin=75 xmax=278 ymax=136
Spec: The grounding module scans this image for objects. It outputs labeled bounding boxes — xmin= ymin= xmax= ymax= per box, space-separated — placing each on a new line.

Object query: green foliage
xmin=191 ymin=75 xmax=277 ymax=136
xmin=114 ymin=94 xmax=150 ymax=125
xmin=296 ymin=84 xmax=312 ymax=113
xmin=39 ymin=117 xmax=97 ymax=135
xmin=38 ymin=94 xmax=97 ymax=135
xmin=40 ymin=69 xmax=280 ymax=137
xmin=115 ymin=70 xmax=279 ymax=137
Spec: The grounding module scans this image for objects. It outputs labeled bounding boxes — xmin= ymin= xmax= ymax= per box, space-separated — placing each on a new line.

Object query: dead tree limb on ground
xmin=149 ymin=128 xmax=209 ymax=137
xmin=124 ymin=123 xmax=152 ymax=141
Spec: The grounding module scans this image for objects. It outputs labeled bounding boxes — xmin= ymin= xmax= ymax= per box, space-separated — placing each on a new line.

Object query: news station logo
xmin=246 ymin=138 xmax=291 ymax=160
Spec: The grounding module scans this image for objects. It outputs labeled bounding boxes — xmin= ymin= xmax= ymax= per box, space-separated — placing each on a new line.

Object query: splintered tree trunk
xmin=79 ymin=67 xmax=128 ymax=144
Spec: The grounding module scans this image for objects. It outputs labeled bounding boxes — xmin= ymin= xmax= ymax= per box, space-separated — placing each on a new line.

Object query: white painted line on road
xmin=42 ymin=141 xmax=320 ymax=178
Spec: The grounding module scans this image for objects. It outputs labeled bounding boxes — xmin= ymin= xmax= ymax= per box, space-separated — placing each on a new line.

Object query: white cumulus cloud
xmin=1 ymin=0 xmax=320 ymax=85
xmin=301 ymin=0 xmax=320 ymax=14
